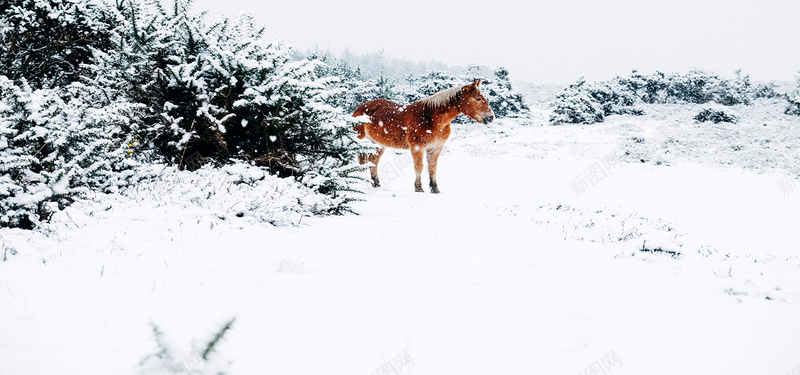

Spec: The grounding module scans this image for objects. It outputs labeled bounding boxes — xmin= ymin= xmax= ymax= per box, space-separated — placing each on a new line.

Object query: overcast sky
xmin=191 ymin=0 xmax=800 ymax=84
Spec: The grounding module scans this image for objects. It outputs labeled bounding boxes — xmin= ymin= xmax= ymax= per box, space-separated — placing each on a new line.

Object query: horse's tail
xmin=353 ymin=123 xmax=367 ymax=139
xmin=352 ymin=100 xmax=381 ymax=140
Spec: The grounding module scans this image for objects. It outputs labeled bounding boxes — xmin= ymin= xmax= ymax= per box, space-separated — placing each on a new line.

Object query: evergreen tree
xmin=0 ymin=78 xmax=137 ymax=228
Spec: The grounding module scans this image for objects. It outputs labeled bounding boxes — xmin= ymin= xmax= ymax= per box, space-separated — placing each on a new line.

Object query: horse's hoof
xmin=414 ymin=185 xmax=424 ymax=193
xmin=430 ymin=189 xmax=440 ymax=194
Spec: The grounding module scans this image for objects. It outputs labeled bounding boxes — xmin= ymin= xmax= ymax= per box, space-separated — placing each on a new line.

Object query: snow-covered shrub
xmin=786 ymin=95 xmax=800 ymax=116
xmin=616 ymin=71 xmax=670 ymax=104
xmin=694 ymin=108 xmax=738 ymax=124
xmin=549 ymin=79 xmax=606 ymax=125
xmin=786 ymin=75 xmax=800 ymax=116
xmin=587 ymin=81 xmax=646 ymax=117
xmin=0 ymin=0 xmax=116 ymax=89
xmin=0 ymin=77 xmax=138 ymax=228
xmin=752 ymin=82 xmax=782 ymax=99
xmin=473 ymin=67 xmax=529 ymax=118
xmin=644 ymin=69 xmax=753 ymax=105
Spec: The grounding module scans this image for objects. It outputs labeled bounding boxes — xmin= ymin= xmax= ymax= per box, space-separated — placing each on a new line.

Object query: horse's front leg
xmin=411 ymin=146 xmax=424 ymax=192
xmin=426 ymin=144 xmax=443 ymax=194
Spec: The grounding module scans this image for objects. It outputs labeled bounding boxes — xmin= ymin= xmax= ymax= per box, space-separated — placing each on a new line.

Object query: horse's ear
xmin=467 ymin=80 xmax=481 ymax=91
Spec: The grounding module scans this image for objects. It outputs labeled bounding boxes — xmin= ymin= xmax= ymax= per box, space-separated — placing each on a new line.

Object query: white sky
xmin=191 ymin=0 xmax=800 ymax=84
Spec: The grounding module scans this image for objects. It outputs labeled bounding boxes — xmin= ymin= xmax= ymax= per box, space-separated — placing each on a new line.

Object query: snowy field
xmin=2 ymin=97 xmax=800 ymax=375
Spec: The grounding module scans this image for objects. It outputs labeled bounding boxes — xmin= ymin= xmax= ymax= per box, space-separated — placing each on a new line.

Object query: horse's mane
xmin=420 ymin=85 xmax=463 ymax=110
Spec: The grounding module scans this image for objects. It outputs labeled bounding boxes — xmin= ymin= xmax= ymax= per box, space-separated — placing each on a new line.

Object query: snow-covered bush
xmin=786 ymin=75 xmax=800 ymax=116
xmin=0 ymin=77 xmax=138 ymax=228
xmin=694 ymin=108 xmax=738 ymax=124
xmin=786 ymin=95 xmax=800 ymax=116
xmin=665 ymin=70 xmax=752 ymax=106
xmin=752 ymin=82 xmax=782 ymax=99
xmin=0 ymin=0 xmax=116 ymax=89
xmin=471 ymin=67 xmax=529 ymax=118
xmin=549 ymin=79 xmax=606 ymax=125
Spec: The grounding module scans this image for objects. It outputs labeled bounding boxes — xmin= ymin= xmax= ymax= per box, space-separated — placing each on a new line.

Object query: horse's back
xmin=352 ymin=98 xmax=402 ymax=118
xmin=352 ymin=99 xmax=413 ymax=149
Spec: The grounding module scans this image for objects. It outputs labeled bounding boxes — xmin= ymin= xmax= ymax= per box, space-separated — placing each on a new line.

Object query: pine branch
xmin=201 ymin=317 xmax=236 ymax=361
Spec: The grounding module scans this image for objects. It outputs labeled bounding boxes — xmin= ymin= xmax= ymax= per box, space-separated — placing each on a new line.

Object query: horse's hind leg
xmin=365 ymin=147 xmax=385 ymax=187
xmin=426 ymin=144 xmax=443 ymax=194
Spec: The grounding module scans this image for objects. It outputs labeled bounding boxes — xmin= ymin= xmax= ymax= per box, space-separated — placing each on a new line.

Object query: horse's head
xmin=459 ymin=80 xmax=495 ymax=124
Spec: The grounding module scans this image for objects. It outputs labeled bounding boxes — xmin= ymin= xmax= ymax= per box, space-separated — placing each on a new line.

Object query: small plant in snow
xmin=140 ymin=318 xmax=236 ymax=375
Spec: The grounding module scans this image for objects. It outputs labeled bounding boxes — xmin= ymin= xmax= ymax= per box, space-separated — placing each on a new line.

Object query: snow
xmin=2 ymin=98 xmax=800 ymax=375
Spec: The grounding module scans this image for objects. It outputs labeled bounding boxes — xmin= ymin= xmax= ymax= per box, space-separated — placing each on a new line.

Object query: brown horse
xmin=352 ymin=80 xmax=494 ymax=193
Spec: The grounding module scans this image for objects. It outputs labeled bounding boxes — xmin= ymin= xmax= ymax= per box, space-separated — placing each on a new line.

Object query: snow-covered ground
xmin=2 ymin=98 xmax=800 ymax=375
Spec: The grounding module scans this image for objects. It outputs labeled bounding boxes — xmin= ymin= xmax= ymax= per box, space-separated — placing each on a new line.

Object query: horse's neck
xmin=432 ymin=106 xmax=462 ymax=127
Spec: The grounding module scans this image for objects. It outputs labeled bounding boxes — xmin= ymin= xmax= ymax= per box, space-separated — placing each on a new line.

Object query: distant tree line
xmin=312 ymin=53 xmax=530 ymax=121
xmin=550 ymin=69 xmax=790 ymax=125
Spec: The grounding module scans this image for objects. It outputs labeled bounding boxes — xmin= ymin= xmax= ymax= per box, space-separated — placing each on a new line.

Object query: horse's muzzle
xmin=482 ymin=114 xmax=495 ymax=124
